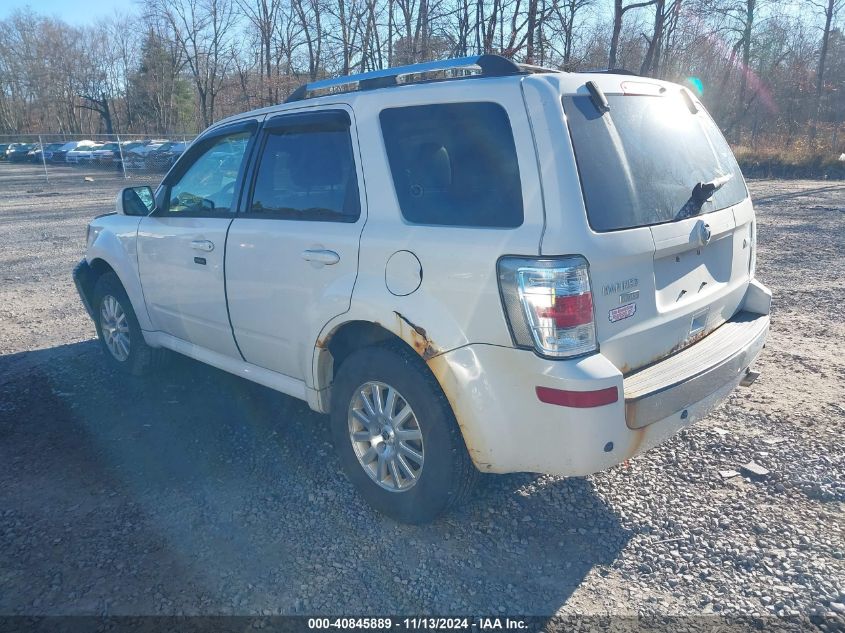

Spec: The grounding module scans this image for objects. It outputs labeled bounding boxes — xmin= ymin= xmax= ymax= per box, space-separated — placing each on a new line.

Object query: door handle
xmin=191 ymin=240 xmax=214 ymax=252
xmin=302 ymin=249 xmax=340 ymax=265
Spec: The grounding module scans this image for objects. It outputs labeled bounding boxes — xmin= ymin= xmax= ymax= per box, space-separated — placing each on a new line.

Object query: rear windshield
xmin=562 ymin=93 xmax=747 ymax=232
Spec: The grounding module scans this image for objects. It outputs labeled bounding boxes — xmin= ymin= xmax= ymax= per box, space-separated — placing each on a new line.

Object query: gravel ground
xmin=0 ymin=163 xmax=843 ymax=626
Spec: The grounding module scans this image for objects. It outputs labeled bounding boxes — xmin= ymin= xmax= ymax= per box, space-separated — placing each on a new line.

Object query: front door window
xmin=166 ymin=132 xmax=251 ymax=215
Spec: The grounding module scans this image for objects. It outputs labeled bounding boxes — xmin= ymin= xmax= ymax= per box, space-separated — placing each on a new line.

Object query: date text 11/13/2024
xmin=307 ymin=617 xmax=530 ymax=630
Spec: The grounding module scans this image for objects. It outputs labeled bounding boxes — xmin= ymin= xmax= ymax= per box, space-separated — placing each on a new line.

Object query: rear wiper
xmin=585 ymin=81 xmax=610 ymax=114
xmin=676 ymin=174 xmax=734 ymax=220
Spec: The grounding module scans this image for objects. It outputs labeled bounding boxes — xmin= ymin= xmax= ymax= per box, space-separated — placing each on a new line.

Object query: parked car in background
xmin=52 ymin=141 xmax=89 ymax=163
xmin=146 ymin=141 xmax=188 ymax=171
xmin=25 ymin=144 xmax=42 ymax=162
xmin=93 ymin=143 xmax=122 ymax=165
xmin=30 ymin=142 xmax=65 ymax=163
xmin=0 ymin=143 xmax=9 ymax=159
xmin=7 ymin=143 xmax=35 ymax=162
xmin=123 ymin=140 xmax=167 ymax=170
xmin=2 ymin=143 xmax=25 ymax=160
xmin=66 ymin=143 xmax=102 ymax=164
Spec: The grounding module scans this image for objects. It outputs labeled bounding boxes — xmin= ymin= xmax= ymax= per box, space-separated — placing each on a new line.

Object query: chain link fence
xmin=0 ymin=133 xmax=197 ymax=192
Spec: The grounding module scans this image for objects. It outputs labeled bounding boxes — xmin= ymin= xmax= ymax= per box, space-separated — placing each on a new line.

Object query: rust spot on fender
xmin=390 ymin=313 xmax=493 ymax=470
xmin=393 ymin=311 xmax=440 ymax=360
xmin=426 ymin=351 xmax=494 ymax=471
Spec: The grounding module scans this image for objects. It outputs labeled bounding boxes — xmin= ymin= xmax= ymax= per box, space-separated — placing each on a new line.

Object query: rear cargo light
xmin=497 ymin=256 xmax=598 ymax=358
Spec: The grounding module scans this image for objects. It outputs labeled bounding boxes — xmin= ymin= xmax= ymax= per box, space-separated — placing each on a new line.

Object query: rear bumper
xmin=624 ymin=311 xmax=769 ymax=429
xmin=432 ymin=280 xmax=771 ymax=476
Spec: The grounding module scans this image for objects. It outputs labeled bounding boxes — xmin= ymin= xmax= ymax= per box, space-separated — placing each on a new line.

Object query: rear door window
xmin=247 ymin=111 xmax=360 ymax=223
xmin=380 ymin=102 xmax=523 ymax=228
xmin=562 ymin=93 xmax=747 ymax=232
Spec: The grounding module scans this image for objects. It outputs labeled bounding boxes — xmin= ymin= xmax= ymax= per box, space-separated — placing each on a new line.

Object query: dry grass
xmin=732 ymin=126 xmax=845 ymax=178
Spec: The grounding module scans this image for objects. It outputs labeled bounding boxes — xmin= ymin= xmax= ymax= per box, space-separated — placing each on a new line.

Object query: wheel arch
xmin=86 ymin=229 xmax=153 ymax=331
xmin=315 ymin=320 xmax=407 ymax=391
xmin=76 ymin=257 xmax=117 ymax=317
xmin=312 ymin=311 xmax=452 ymax=410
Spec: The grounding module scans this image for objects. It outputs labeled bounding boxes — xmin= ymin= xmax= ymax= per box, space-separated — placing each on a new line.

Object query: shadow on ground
xmin=0 ymin=341 xmax=630 ymax=616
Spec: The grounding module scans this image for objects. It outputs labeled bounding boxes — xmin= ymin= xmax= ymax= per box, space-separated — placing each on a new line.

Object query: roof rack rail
xmin=578 ymin=68 xmax=641 ymax=77
xmin=286 ymin=54 xmax=527 ymax=103
xmin=518 ymin=62 xmax=562 ymax=74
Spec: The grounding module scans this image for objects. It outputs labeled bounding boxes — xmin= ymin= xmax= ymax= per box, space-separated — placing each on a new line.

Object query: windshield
xmin=562 ymin=92 xmax=747 ymax=232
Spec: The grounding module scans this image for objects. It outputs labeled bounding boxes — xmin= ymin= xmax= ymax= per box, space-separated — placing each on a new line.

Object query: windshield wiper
xmin=675 ymin=173 xmax=734 ymax=220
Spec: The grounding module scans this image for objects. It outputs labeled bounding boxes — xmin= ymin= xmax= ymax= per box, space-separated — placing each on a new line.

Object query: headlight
xmin=86 ymin=224 xmax=101 ymax=248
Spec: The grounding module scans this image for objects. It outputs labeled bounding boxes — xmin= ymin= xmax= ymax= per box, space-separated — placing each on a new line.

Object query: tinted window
xmin=562 ymin=93 xmax=747 ymax=232
xmin=166 ymin=132 xmax=250 ymax=215
xmin=380 ymin=102 xmax=523 ymax=228
xmin=249 ymin=124 xmax=360 ymax=222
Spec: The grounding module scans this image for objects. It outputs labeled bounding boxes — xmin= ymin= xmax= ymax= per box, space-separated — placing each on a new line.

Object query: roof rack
xmin=286 ymin=54 xmax=544 ymax=103
xmin=518 ymin=62 xmax=562 ymax=74
xmin=578 ymin=68 xmax=641 ymax=77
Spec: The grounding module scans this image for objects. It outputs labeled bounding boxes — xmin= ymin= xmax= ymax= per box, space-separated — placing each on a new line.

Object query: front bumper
xmin=431 ymin=283 xmax=770 ymax=477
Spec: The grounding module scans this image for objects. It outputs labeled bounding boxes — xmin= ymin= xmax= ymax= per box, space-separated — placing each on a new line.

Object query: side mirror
xmin=117 ymin=186 xmax=156 ymax=216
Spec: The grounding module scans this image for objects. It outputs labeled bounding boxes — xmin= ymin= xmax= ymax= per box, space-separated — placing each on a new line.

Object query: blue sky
xmin=2 ymin=0 xmax=137 ymax=24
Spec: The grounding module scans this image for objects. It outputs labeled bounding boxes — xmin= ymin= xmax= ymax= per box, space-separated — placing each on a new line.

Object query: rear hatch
xmin=546 ymin=78 xmax=755 ymax=373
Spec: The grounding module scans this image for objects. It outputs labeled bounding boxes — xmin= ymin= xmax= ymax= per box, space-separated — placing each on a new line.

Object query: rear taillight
xmin=498 ymin=256 xmax=598 ymax=358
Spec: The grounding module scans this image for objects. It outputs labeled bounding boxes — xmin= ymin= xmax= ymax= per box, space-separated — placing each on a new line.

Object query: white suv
xmin=73 ymin=55 xmax=771 ymax=523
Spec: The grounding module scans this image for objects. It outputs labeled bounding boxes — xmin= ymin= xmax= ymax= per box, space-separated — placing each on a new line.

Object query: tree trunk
xmin=811 ymin=0 xmax=835 ymax=139
xmin=609 ymin=0 xmax=623 ymax=68
xmin=640 ymin=0 xmax=664 ymax=76
xmin=525 ymin=0 xmax=538 ymax=63
xmin=738 ymin=0 xmax=754 ymax=113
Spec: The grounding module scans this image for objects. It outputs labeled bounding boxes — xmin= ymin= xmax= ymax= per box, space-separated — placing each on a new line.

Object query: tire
xmin=92 ymin=272 xmax=167 ymax=376
xmin=330 ymin=342 xmax=478 ymax=524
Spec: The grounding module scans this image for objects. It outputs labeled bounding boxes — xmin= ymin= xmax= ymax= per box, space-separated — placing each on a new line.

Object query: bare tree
xmin=152 ymin=0 xmax=238 ymax=127
xmin=609 ymin=0 xmax=657 ymax=68
xmin=236 ymin=0 xmax=281 ymax=104
xmin=809 ymin=0 xmax=844 ymax=136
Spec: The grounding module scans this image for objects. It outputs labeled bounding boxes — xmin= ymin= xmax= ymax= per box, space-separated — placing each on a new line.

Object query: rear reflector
xmin=536 ymin=385 xmax=619 ymax=408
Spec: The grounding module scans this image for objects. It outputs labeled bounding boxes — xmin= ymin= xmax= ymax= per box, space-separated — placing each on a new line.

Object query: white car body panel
xmin=144 ymin=330 xmax=308 ymax=400
xmin=226 ymin=105 xmax=366 ymax=381
xmin=85 ymin=214 xmax=153 ymax=330
xmin=136 ymin=216 xmax=240 ymax=358
xmin=521 ymin=74 xmax=758 ymax=373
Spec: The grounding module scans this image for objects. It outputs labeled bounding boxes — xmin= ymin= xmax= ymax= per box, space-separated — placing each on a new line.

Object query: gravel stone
xmin=0 ymin=168 xmax=843 ymax=618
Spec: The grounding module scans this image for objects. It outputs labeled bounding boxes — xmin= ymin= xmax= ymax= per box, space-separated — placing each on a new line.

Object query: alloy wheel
xmin=348 ymin=381 xmax=424 ymax=492
xmin=99 ymin=294 xmax=130 ymax=362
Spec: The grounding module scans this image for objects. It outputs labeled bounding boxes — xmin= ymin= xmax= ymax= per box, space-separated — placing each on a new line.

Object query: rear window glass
xmin=380 ymin=102 xmax=523 ymax=228
xmin=563 ymin=93 xmax=747 ymax=232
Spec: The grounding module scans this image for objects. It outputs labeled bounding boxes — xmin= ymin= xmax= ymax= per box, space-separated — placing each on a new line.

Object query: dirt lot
xmin=0 ymin=163 xmax=843 ymax=624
